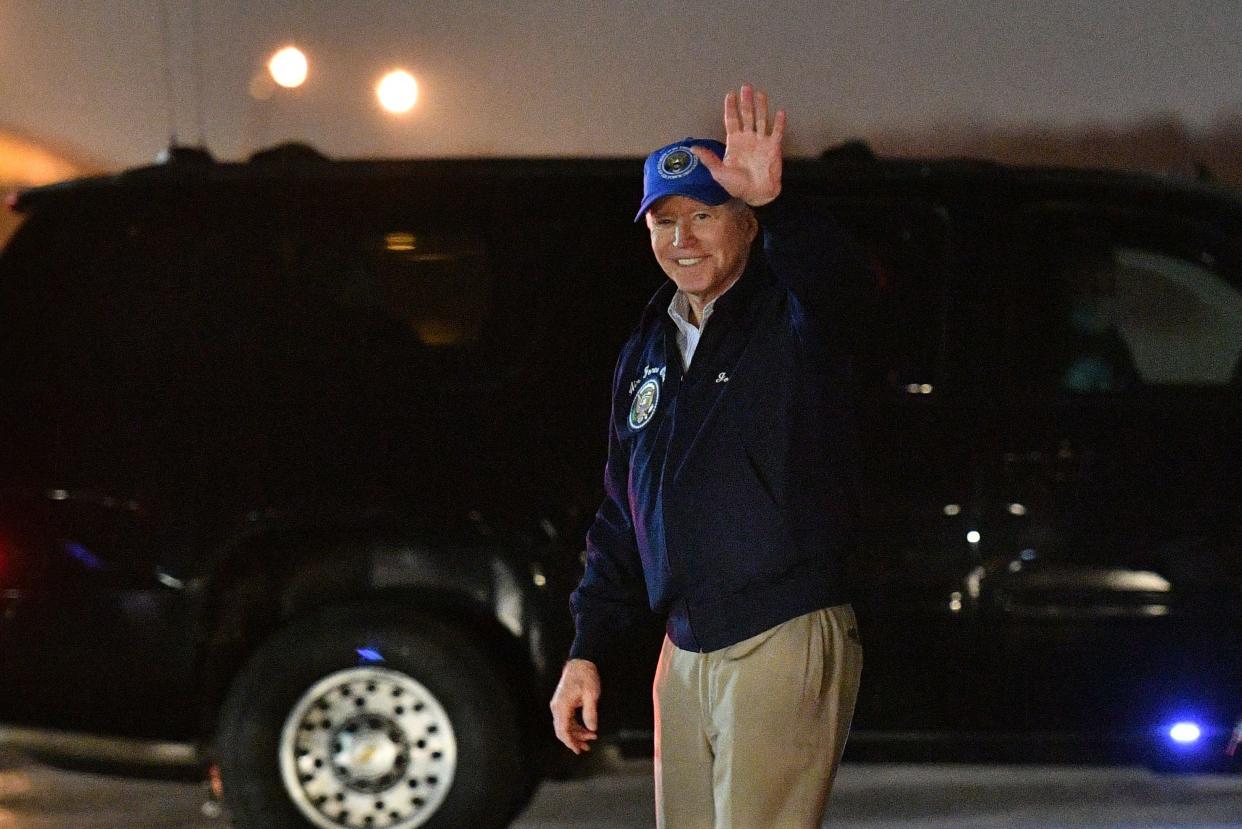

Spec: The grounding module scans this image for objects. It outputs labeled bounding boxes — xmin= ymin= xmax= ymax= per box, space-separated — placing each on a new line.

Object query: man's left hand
xmin=690 ymin=83 xmax=785 ymax=207
xmin=550 ymin=658 xmax=601 ymax=754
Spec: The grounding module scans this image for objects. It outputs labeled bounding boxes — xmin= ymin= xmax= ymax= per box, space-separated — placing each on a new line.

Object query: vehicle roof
xmin=11 ymin=142 xmax=1242 ymax=224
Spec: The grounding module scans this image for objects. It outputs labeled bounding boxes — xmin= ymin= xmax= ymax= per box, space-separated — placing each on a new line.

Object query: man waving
xmin=551 ymin=84 xmax=873 ymax=829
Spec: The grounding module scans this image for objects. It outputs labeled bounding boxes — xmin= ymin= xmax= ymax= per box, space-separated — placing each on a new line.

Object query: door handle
xmin=2 ymin=588 xmax=21 ymax=621
xmin=997 ymin=566 xmax=1172 ymax=619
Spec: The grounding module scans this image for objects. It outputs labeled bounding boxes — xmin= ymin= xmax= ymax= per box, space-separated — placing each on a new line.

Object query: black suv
xmin=1 ymin=145 xmax=1240 ymax=829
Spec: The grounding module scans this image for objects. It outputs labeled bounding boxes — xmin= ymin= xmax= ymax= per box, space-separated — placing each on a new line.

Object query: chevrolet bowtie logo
xmin=715 ymin=372 xmax=729 ymax=383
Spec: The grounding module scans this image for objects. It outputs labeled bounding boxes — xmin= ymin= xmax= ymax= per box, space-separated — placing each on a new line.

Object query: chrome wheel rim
xmin=279 ymin=666 xmax=457 ymax=829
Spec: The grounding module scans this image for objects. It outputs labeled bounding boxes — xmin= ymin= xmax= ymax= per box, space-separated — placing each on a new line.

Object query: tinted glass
xmin=284 ymin=185 xmax=498 ymax=364
xmin=822 ymin=199 xmax=950 ymax=392
xmin=0 ymin=206 xmax=66 ymax=481
xmin=1101 ymin=248 xmax=1241 ymax=386
xmin=1011 ymin=208 xmax=1242 ymax=394
xmin=348 ymin=229 xmax=490 ymax=347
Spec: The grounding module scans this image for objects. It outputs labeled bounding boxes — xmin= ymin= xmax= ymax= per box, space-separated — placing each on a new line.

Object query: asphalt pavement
xmin=2 ymin=750 xmax=1242 ymax=828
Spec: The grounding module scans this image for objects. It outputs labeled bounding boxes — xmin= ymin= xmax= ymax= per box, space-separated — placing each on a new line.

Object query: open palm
xmin=690 ymin=84 xmax=785 ymax=207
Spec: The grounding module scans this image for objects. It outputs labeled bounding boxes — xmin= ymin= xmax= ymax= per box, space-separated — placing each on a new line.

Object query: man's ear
xmin=743 ymin=205 xmax=759 ymax=243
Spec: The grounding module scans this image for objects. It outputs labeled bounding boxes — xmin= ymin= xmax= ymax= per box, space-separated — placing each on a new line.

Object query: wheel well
xmin=195 ymin=559 xmax=549 ymax=770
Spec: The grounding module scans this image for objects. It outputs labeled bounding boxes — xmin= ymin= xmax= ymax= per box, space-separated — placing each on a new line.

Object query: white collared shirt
xmin=667 ymin=291 xmax=717 ymax=370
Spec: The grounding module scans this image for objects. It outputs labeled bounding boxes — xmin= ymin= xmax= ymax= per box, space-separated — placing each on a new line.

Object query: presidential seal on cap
xmin=635 ymin=137 xmax=731 ymax=222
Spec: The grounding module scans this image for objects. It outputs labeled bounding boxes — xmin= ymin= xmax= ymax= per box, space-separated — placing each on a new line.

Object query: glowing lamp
xmin=356 ymin=647 xmax=385 ymax=663
xmin=269 ymin=46 xmax=308 ymax=89
xmin=1169 ymin=722 xmax=1202 ymax=744
xmin=377 ymin=70 xmax=419 ymax=114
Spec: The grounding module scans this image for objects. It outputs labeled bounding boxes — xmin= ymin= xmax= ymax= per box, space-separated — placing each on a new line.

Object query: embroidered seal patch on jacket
xmin=628 ymin=377 xmax=660 ymax=430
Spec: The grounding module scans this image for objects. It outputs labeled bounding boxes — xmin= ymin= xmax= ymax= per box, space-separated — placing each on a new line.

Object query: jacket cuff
xmin=567 ymin=613 xmax=613 ymax=663
xmin=751 ymin=191 xmax=791 ymax=225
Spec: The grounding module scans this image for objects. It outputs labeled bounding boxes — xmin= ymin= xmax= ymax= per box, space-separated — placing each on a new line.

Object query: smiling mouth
xmin=675 ymin=258 xmax=703 ymax=266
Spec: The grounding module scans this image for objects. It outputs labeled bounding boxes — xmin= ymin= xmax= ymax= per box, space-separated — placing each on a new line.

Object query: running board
xmin=0 ymin=725 xmax=198 ymax=770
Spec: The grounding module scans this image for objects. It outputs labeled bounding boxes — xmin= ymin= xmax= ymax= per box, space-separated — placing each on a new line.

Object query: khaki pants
xmin=653 ymin=605 xmax=863 ymax=829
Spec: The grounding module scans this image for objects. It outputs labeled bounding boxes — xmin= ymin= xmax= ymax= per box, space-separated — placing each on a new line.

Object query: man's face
xmin=645 ymin=195 xmax=757 ymax=304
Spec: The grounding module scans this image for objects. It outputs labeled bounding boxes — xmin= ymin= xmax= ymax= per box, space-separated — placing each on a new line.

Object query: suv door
xmin=987 ymin=204 xmax=1242 ymax=742
xmin=828 ymin=197 xmax=1004 ymax=736
xmin=484 ymin=169 xmax=670 ymax=738
xmin=0 ymin=209 xmax=60 ymax=706
xmin=0 ymin=194 xmax=257 ymax=736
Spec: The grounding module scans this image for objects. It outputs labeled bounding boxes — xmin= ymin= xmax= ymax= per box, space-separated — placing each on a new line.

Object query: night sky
xmin=1 ymin=0 xmax=1239 ymax=168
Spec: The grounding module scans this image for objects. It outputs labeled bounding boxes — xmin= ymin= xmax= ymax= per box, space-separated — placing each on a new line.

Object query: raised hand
xmin=690 ymin=83 xmax=785 ymax=207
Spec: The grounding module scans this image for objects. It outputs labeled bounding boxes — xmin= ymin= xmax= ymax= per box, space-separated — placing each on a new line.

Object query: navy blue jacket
xmin=569 ymin=194 xmax=875 ymax=659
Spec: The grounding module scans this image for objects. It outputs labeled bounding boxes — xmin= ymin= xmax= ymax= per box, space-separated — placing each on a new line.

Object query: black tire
xmin=216 ymin=605 xmax=529 ymax=829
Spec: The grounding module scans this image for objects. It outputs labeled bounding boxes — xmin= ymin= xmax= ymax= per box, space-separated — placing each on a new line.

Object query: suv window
xmin=1104 ymin=247 xmax=1242 ymax=386
xmin=4 ymin=194 xmax=280 ymax=425
xmin=283 ymin=188 xmax=499 ymax=364
xmin=823 ymin=200 xmax=950 ymax=394
xmin=1010 ymin=207 xmax=1242 ymax=394
xmin=2 ymin=185 xmax=507 ymax=391
xmin=336 ymin=229 xmax=490 ymax=348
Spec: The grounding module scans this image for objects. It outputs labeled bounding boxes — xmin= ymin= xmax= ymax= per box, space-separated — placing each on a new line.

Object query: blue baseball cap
xmin=634 ymin=138 xmax=730 ymax=222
